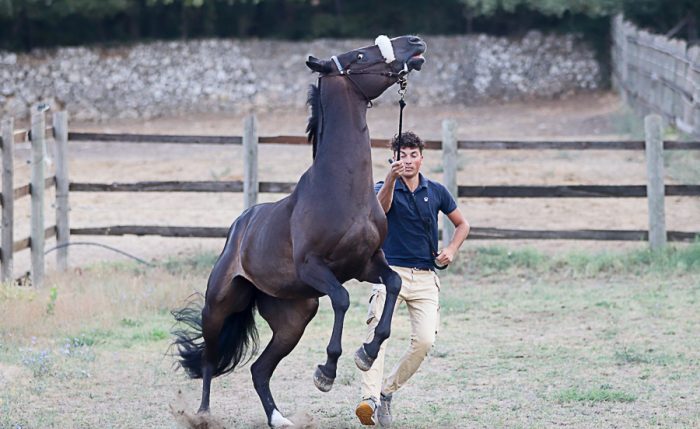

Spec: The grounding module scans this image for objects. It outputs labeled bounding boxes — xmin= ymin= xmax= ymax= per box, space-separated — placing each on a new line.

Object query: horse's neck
xmin=313 ymin=79 xmax=372 ymax=181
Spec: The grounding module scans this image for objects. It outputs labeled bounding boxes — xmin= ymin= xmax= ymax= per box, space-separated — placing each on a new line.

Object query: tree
xmin=459 ymin=0 xmax=622 ymax=18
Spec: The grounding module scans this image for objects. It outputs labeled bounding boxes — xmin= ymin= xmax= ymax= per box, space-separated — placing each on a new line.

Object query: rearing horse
xmin=173 ymin=35 xmax=426 ymax=428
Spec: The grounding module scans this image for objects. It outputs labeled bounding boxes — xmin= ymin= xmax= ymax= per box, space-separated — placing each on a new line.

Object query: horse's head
xmin=306 ymin=35 xmax=426 ymax=101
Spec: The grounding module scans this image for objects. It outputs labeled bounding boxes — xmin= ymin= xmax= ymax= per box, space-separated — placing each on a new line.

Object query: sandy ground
xmin=6 ymin=91 xmax=699 ymax=275
xmin=2 ymin=266 xmax=698 ymax=428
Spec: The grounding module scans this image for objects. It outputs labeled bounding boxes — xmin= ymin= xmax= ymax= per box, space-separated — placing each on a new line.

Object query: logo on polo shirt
xmin=424 ymin=197 xmax=428 ymax=202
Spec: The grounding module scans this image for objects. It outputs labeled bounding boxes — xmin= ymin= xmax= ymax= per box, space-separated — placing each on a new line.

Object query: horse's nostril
xmin=409 ymin=36 xmax=421 ymax=44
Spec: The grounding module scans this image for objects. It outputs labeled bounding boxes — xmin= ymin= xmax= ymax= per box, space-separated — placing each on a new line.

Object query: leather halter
xmin=322 ymin=54 xmax=409 ymax=107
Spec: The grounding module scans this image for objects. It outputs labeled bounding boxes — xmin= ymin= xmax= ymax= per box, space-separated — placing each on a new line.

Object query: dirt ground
xmin=1 ymin=261 xmax=698 ymax=428
xmin=7 ymin=91 xmax=700 ymax=274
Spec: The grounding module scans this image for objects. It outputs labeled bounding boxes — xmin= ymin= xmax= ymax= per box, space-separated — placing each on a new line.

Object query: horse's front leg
xmin=296 ymin=254 xmax=349 ymax=392
xmin=354 ymin=252 xmax=402 ymax=371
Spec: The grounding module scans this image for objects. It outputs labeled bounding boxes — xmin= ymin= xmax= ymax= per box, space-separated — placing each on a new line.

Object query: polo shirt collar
xmin=396 ymin=173 xmax=428 ymax=192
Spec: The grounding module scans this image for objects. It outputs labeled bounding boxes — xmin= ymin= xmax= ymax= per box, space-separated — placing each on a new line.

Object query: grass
xmin=459 ymin=240 xmax=700 ymax=277
xmin=555 ymin=386 xmax=637 ymax=403
xmin=0 ymin=245 xmax=698 ymax=428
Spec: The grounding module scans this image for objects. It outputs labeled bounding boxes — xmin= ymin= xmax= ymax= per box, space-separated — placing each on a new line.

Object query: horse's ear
xmin=306 ymin=56 xmax=332 ymax=74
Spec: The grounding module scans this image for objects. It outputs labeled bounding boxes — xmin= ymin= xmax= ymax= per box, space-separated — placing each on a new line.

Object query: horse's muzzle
xmin=407 ymin=55 xmax=425 ymax=71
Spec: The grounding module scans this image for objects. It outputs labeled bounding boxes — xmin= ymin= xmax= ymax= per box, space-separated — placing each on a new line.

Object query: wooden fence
xmin=612 ymin=14 xmax=700 ymax=137
xmin=1 ymin=109 xmax=700 ymax=287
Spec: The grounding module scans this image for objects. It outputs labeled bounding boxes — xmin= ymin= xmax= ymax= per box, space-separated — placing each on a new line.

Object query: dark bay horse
xmin=173 ymin=35 xmax=426 ymax=428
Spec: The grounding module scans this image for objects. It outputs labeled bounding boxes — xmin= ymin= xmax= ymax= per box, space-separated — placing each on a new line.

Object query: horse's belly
xmin=328 ymin=222 xmax=382 ymax=281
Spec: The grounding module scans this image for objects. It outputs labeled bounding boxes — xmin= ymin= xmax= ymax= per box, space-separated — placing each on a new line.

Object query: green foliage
xmin=46 ymin=286 xmax=58 ymax=315
xmin=460 ymin=0 xmax=622 ymax=18
xmin=1 ymin=0 xmax=697 ymax=51
xmin=0 ymin=0 xmax=131 ymax=19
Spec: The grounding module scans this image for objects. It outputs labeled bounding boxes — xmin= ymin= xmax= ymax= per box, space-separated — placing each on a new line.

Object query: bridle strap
xmin=323 ymin=58 xmax=409 ymax=108
xmin=331 ymin=55 xmax=344 ymax=74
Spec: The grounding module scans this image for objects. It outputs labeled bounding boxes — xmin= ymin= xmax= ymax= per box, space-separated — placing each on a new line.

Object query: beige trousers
xmin=360 ymin=265 xmax=441 ymax=400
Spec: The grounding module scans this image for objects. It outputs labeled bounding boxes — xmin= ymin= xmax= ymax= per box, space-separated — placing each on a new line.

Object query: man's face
xmin=399 ymin=147 xmax=423 ymax=179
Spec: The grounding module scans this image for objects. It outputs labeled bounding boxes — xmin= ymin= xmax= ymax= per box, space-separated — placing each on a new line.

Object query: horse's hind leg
xmin=199 ymin=264 xmax=255 ymax=413
xmin=252 ymin=294 xmax=319 ymax=428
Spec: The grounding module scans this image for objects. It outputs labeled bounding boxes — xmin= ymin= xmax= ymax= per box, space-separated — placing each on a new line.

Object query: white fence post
xmin=243 ymin=114 xmax=258 ymax=209
xmin=441 ymin=119 xmax=457 ymax=249
xmin=54 ymin=111 xmax=70 ymax=271
xmin=644 ymin=114 xmax=667 ymax=251
xmin=1 ymin=118 xmax=14 ymax=283
xmin=31 ymin=106 xmax=47 ymax=287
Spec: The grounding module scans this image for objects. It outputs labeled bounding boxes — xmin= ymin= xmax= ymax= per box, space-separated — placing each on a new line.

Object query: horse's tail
xmin=171 ymin=294 xmax=259 ymax=379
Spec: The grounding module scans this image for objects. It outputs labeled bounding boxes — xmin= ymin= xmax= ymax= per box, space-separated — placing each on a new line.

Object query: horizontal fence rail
xmin=13 ymin=226 xmax=57 ymax=253
xmin=67 ymin=132 xmax=700 ymax=151
xmin=0 ymin=177 xmax=57 ymax=207
xmin=7 ymin=125 xmax=55 ymax=145
xmin=68 ymin=181 xmax=700 ymax=198
xmin=69 ymin=132 xmax=242 ymax=145
xmin=69 ymin=225 xmax=698 ymax=243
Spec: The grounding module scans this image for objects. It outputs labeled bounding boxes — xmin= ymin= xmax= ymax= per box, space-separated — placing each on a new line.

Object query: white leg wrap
xmin=270 ymin=409 xmax=294 ymax=428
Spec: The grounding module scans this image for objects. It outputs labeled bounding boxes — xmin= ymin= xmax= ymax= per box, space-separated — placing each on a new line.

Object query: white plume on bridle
xmin=374 ymin=35 xmax=395 ymax=63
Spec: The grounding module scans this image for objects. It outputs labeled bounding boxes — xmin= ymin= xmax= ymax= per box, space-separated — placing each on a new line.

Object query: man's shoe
xmin=377 ymin=393 xmax=393 ymax=427
xmin=355 ymin=397 xmax=377 ymax=426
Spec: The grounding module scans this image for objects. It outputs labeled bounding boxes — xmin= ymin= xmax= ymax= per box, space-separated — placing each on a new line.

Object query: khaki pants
xmin=361 ymin=265 xmax=441 ymax=400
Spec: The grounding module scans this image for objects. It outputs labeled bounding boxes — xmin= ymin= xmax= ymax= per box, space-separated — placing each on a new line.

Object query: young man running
xmin=356 ymin=131 xmax=470 ymax=427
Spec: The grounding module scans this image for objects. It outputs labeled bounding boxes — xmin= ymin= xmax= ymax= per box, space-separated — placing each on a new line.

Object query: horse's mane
xmin=306 ymin=83 xmax=320 ymax=160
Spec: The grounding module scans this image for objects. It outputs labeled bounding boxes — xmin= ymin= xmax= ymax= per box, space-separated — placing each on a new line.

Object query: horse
xmin=172 ymin=35 xmax=426 ymax=428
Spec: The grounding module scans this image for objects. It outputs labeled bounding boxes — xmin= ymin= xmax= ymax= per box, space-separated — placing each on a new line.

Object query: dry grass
xmin=1 ymin=248 xmax=699 ymax=428
xmin=0 ymin=261 xmax=203 ymax=339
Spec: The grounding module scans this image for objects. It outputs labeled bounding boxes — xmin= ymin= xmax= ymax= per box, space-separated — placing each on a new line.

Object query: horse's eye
xmin=357 ymin=53 xmax=364 ymax=60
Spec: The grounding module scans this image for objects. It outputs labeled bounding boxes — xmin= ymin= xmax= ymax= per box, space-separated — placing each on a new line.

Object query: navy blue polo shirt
xmin=374 ymin=173 xmax=458 ymax=270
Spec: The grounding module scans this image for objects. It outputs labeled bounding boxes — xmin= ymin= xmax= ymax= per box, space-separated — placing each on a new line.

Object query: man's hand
xmin=435 ymin=247 xmax=455 ymax=266
xmin=388 ymin=159 xmax=405 ymax=180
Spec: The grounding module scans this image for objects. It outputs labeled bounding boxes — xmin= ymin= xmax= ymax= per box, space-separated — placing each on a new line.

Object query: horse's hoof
xmin=313 ymin=365 xmax=334 ymax=392
xmin=354 ymin=345 xmax=374 ymax=372
xmin=270 ymin=409 xmax=294 ymax=428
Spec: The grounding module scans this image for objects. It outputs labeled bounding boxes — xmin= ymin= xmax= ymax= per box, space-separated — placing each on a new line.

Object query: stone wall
xmin=0 ymin=32 xmax=601 ymax=121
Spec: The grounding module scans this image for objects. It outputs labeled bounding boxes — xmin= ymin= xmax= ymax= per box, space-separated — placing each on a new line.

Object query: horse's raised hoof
xmin=354 ymin=345 xmax=374 ymax=372
xmin=313 ymin=365 xmax=334 ymax=392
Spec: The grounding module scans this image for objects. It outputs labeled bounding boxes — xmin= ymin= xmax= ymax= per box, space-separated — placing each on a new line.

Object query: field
xmin=1 ymin=245 xmax=699 ymax=428
xmin=1 ymin=91 xmax=699 ymax=428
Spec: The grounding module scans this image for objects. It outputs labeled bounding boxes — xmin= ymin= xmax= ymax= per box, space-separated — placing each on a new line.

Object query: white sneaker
xmin=377 ymin=393 xmax=393 ymax=428
xmin=355 ymin=397 xmax=378 ymax=426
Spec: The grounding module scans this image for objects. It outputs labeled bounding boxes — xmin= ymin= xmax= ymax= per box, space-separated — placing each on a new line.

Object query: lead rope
xmin=395 ymin=77 xmax=407 ymax=162
xmin=394 ymin=78 xmax=447 ymax=271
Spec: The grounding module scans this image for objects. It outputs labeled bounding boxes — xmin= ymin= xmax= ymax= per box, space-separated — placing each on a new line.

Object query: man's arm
xmin=376 ymin=160 xmax=404 ymax=213
xmin=435 ymin=208 xmax=470 ymax=266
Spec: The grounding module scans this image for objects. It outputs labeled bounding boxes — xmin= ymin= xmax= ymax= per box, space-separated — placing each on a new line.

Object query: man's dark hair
xmin=391 ymin=131 xmax=424 ymax=153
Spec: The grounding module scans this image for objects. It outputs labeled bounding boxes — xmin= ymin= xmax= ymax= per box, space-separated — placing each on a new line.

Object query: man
xmin=356 ymin=131 xmax=470 ymax=427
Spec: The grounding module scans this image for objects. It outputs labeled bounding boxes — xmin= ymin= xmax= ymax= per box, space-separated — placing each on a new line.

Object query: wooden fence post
xmin=243 ymin=114 xmax=258 ymax=209
xmin=54 ymin=111 xmax=70 ymax=271
xmin=442 ymin=119 xmax=458 ymax=249
xmin=31 ymin=107 xmax=46 ymax=287
xmin=1 ymin=118 xmax=14 ymax=283
xmin=644 ymin=114 xmax=667 ymax=251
